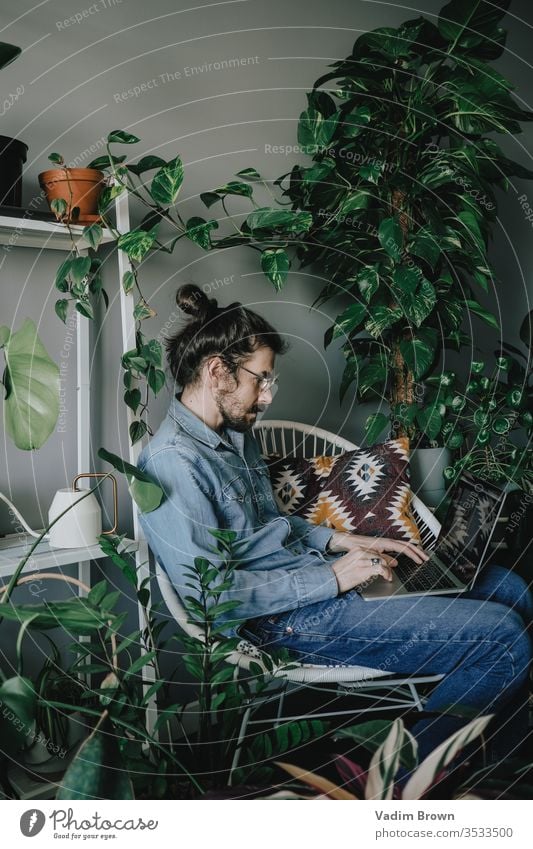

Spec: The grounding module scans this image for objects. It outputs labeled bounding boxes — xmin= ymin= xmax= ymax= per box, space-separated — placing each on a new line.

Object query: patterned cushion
xmin=266 ymin=437 xmax=421 ymax=544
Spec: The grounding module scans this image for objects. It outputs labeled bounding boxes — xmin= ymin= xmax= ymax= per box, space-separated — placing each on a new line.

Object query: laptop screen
xmin=436 ymin=474 xmax=504 ymax=583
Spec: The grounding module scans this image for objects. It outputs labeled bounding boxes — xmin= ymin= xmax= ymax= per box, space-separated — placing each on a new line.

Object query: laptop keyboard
xmin=394 ymin=554 xmax=457 ymax=592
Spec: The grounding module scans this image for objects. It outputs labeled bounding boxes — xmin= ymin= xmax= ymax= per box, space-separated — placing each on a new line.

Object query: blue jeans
xmin=241 ymin=564 xmax=533 ymax=764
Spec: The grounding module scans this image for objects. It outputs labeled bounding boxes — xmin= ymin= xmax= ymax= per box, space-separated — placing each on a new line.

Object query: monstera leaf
xmin=1 ymin=319 xmax=60 ymax=450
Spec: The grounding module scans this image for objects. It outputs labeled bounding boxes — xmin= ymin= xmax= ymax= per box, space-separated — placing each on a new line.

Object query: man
xmin=139 ymin=284 xmax=532 ymax=766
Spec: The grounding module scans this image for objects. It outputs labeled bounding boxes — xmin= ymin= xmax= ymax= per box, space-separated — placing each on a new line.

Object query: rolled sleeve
xmin=286 ymin=514 xmax=334 ymax=552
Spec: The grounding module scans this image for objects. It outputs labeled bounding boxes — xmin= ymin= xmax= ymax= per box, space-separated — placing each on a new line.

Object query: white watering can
xmin=1 ymin=473 xmax=118 ymax=549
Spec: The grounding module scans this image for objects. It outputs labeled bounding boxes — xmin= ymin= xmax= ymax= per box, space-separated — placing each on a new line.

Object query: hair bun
xmin=176 ymin=284 xmax=217 ymax=322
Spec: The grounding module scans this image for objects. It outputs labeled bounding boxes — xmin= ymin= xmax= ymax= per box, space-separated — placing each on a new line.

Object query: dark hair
xmin=165 ymin=283 xmax=288 ymax=387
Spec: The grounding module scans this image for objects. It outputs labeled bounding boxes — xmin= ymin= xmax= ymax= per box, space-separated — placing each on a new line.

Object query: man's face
xmin=215 ymin=346 xmax=276 ymax=432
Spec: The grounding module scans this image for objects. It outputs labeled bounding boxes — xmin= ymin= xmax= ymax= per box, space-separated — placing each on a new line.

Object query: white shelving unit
xmin=0 ymin=204 xmax=152 ymax=687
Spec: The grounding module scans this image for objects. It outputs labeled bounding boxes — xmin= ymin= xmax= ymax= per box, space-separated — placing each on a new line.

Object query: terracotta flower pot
xmin=38 ymin=167 xmax=104 ymax=224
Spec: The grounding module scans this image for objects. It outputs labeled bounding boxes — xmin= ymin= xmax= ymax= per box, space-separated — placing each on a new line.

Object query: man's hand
xmin=331 ymin=546 xmax=398 ymax=594
xmin=328 ymin=531 xmax=430 ymax=565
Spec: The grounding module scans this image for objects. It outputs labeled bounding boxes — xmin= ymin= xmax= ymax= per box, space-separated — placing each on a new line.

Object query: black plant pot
xmin=0 ymin=135 xmax=28 ymax=206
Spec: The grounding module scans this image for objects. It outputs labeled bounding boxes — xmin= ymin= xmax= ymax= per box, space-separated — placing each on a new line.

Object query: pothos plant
xmin=46 ymin=131 xmax=202 ymax=444
xmin=191 ymin=0 xmax=533 ymax=451
xmin=431 ymin=310 xmax=533 ymax=491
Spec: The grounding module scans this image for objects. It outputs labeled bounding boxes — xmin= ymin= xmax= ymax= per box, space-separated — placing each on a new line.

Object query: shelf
xmin=0 ymin=215 xmax=114 ymax=251
xmin=0 ymin=532 xmax=138 ymax=580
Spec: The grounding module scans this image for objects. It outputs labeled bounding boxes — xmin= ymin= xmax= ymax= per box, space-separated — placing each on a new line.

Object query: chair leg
xmin=273 ymin=687 xmax=287 ymax=729
xmin=408 ymin=681 xmax=425 ymax=712
xmin=228 ymin=703 xmax=252 ymax=785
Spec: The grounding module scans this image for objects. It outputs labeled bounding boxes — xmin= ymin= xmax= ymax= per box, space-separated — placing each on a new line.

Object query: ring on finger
xmin=371 ymin=556 xmax=381 ymax=566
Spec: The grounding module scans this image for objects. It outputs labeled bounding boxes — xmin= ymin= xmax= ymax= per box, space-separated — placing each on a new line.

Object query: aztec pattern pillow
xmin=266 ymin=437 xmax=421 ymax=544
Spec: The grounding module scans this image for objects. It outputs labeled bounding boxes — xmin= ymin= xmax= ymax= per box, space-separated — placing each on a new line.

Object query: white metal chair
xmin=155 ymin=420 xmax=444 ymax=762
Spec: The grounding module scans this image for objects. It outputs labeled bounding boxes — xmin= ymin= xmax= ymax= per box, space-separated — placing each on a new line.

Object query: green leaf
xmin=124 ymin=388 xmax=141 ymax=413
xmin=235 ymin=167 xmax=262 ymax=181
xmin=200 ymin=191 xmax=221 ymax=208
xmin=118 ymin=228 xmax=158 ymax=262
xmin=341 ymin=105 xmax=372 ymax=138
xmin=519 ymin=310 xmax=532 ymax=349
xmin=98 ymin=447 xmax=164 ymax=512
xmin=465 ymin=299 xmax=500 ymax=329
xmin=57 ymin=713 xmax=134 ymax=799
xmin=86 ymin=154 xmax=126 ymax=170
xmin=48 ymin=152 xmax=64 ymax=165
xmin=2 ymin=319 xmax=60 ymax=450
xmin=98 ymin=183 xmax=125 ymax=213
xmin=359 ymin=162 xmax=383 ymax=184
xmin=0 ymin=326 xmax=11 ymax=347
xmin=150 ymin=156 xmax=184 ymax=205
xmin=83 ymin=223 xmax=103 ymax=250
xmin=354 ymin=267 xmax=380 ymax=303
xmin=55 ymin=299 xmax=69 ymax=324
xmin=297 ymin=107 xmax=338 ymax=152
xmin=129 ymin=419 xmax=148 ymax=445
xmin=0 ymin=676 xmax=36 ymax=754
xmin=331 ymin=302 xmax=367 ymax=341
xmin=0 ymin=599 xmax=119 ymax=634
xmin=142 ymin=339 xmax=163 ymax=366
xmin=107 ymin=129 xmax=140 ymax=144
xmin=75 ymin=300 xmax=94 ymax=320
xmin=408 ymin=230 xmax=440 ymax=270
xmin=147 ymin=368 xmax=166 ymax=395
xmin=185 ymin=216 xmax=219 ymax=249
xmin=364 ymin=413 xmax=389 ymax=444
xmin=122 ymin=270 xmax=135 ymax=294
xmin=365 ymin=305 xmax=402 ymax=337
xmin=358 ymin=362 xmax=387 ymax=398
xmin=378 ymin=217 xmax=403 ymax=261
xmin=246 ymin=207 xmax=313 ymax=234
xmin=124 ymin=650 xmax=157 ymax=677
xmin=438 ymin=0 xmax=509 ymax=53
xmin=399 ymin=329 xmax=438 ymax=379
xmin=50 ymin=198 xmax=67 ymax=218
xmin=260 ymin=249 xmax=290 ymax=291
xmin=416 ymin=405 xmax=444 ymax=441
xmin=392 ymin=268 xmax=436 ymax=327
xmin=133 ymin=299 xmax=157 ymax=321
xmin=339 ymin=190 xmax=372 ymax=216
xmin=70 ymin=256 xmax=91 ymax=284
xmin=213 ymin=180 xmax=253 ymax=198
xmin=127 ymin=155 xmax=166 ymax=176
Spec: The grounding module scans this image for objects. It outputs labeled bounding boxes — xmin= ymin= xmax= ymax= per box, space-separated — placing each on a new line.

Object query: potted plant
xmin=178 ymin=0 xmax=532 ymax=505
xmin=38 ymin=152 xmax=105 ymax=225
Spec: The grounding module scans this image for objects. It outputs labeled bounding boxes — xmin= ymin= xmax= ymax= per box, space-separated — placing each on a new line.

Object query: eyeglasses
xmin=238 ymin=364 xmax=279 ymax=393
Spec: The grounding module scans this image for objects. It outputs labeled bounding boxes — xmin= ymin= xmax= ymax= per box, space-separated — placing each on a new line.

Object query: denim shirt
xmin=137 ymin=398 xmax=338 ymax=632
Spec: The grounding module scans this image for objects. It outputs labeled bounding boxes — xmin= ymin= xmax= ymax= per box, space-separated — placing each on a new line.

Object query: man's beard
xmin=215 ymin=393 xmax=265 ymax=433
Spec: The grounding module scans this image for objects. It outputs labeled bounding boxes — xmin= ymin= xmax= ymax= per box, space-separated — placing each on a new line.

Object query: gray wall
xmin=2 ymin=0 xmax=533 ymax=530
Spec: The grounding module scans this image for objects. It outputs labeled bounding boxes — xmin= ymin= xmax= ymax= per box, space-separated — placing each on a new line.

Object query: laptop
xmin=360 ymin=473 xmax=509 ymax=601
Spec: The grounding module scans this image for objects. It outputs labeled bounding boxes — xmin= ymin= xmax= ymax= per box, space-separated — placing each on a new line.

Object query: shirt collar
xmin=168 ymin=396 xmax=244 ymax=453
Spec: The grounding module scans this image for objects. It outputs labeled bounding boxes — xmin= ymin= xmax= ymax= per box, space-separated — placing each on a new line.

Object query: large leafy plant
xmin=194 ymin=0 xmax=532 ymax=449
xmin=0 ymin=528 xmax=325 ymax=798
